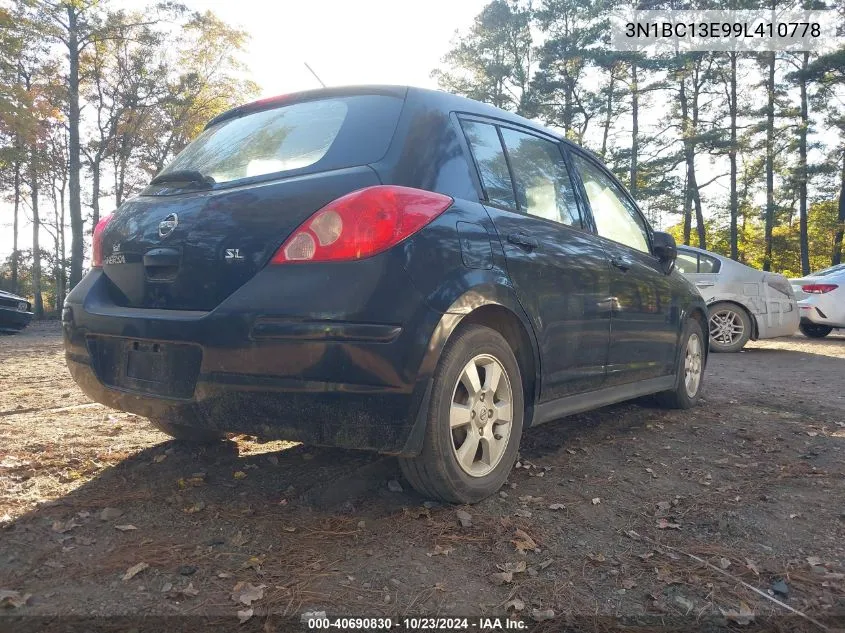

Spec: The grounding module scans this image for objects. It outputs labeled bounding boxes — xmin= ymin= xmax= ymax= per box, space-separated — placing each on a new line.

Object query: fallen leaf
xmin=789 ymin=513 xmax=801 ymax=519
xmin=656 ymin=518 xmax=681 ymax=530
xmin=638 ymin=552 xmax=654 ymax=561
xmin=656 ymin=501 xmax=672 ymax=512
xmin=512 ymin=528 xmax=538 ymax=553
xmin=233 ymin=471 xmax=247 ymax=480
xmin=184 ymin=502 xmax=205 ymax=514
xmin=548 ymin=504 xmax=565 ymax=511
xmin=426 ymin=544 xmax=453 ymax=557
xmin=282 ymin=526 xmax=296 ymax=533
xmin=719 ymin=557 xmax=731 ymax=569
xmin=625 ymin=530 xmax=641 ymax=540
xmin=229 ymin=531 xmax=250 ymax=547
xmin=99 ymin=507 xmax=123 ymax=521
xmin=722 ymin=601 xmax=754 ymax=626
xmin=505 ymin=598 xmax=525 ymax=612
xmin=456 ymin=509 xmax=472 ymax=528
xmin=0 ymin=590 xmax=31 ymax=608
xmin=231 ymin=582 xmax=266 ymax=606
xmin=622 ymin=578 xmax=637 ymax=590
xmin=745 ymin=558 xmax=760 ymax=576
xmin=237 ymin=607 xmax=254 ymax=624
xmin=497 ymin=561 xmax=527 ymax=573
xmin=591 ymin=497 xmax=601 ymax=505
xmin=588 ymin=553 xmax=606 ymax=563
xmin=806 ymin=556 xmax=822 ymax=567
xmin=537 ymin=559 xmax=553 ymax=570
xmin=153 ymin=454 xmax=167 ymax=463
xmin=181 ymin=583 xmax=199 ymax=597
xmin=489 ymin=571 xmax=513 ymax=585
xmin=531 ymin=608 xmax=555 ymax=621
xmin=122 ymin=562 xmax=149 ymax=581
xmin=114 ymin=525 xmax=138 ymax=532
xmin=387 ymin=479 xmax=403 ymax=492
xmin=51 ymin=520 xmax=80 ymax=534
xmin=514 ymin=509 xmax=532 ymax=518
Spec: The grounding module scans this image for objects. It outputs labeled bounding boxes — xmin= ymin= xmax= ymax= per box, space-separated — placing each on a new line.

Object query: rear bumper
xmin=63 ymin=266 xmax=443 ymax=454
xmin=798 ymin=297 xmax=842 ymax=327
xmin=0 ymin=306 xmax=33 ymax=331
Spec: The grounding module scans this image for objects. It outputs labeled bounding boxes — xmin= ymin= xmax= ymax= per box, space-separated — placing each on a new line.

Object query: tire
xmin=799 ymin=323 xmax=833 ymax=338
xmin=149 ymin=418 xmax=226 ymax=443
xmin=708 ymin=302 xmax=752 ymax=353
xmin=399 ymin=324 xmax=524 ymax=504
xmin=656 ymin=317 xmax=706 ymax=409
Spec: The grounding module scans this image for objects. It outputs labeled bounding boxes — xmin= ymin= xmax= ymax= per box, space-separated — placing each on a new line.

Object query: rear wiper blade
xmin=150 ymin=170 xmax=216 ymax=186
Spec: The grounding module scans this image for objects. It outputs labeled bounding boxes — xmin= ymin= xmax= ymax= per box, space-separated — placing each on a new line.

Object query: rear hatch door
xmin=99 ymin=90 xmax=405 ymax=311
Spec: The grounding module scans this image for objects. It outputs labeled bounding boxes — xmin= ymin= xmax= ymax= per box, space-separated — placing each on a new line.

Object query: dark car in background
xmin=0 ymin=289 xmax=33 ymax=333
xmin=63 ymin=86 xmax=708 ymax=503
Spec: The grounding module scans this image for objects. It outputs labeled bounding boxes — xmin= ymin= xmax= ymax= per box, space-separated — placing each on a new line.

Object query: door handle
xmin=610 ymin=254 xmax=633 ymax=271
xmin=695 ymin=281 xmax=715 ymax=288
xmin=507 ymin=233 xmax=539 ymax=250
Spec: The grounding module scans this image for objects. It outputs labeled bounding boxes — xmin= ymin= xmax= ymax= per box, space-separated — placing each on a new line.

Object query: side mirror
xmin=653 ymin=231 xmax=677 ymax=273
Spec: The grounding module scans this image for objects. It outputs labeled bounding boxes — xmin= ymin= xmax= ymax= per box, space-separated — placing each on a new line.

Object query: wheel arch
xmin=707 ymin=298 xmax=759 ymax=340
xmin=399 ymin=285 xmax=541 ymax=456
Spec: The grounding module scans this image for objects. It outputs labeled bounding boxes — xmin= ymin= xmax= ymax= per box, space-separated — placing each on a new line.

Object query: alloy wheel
xmin=684 ymin=333 xmax=703 ymax=397
xmin=449 ymin=354 xmax=513 ymax=478
xmin=709 ymin=309 xmax=745 ymax=347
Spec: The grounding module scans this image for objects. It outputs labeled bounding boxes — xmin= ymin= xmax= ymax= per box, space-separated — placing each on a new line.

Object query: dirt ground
xmin=0 ymin=322 xmax=844 ymax=631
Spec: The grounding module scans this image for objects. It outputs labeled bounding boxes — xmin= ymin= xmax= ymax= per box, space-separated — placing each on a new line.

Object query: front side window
xmin=500 ymin=128 xmax=581 ymax=227
xmin=160 ymin=99 xmax=348 ymax=184
xmin=461 ymin=120 xmax=516 ymax=209
xmin=572 ymin=155 xmax=650 ymax=253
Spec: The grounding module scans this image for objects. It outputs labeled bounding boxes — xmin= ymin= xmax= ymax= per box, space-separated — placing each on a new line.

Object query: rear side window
xmin=158 ymin=95 xmax=403 ymax=186
xmin=698 ymin=253 xmax=720 ymax=273
xmin=500 ymin=128 xmax=580 ymax=227
xmin=461 ymin=121 xmax=516 ymax=209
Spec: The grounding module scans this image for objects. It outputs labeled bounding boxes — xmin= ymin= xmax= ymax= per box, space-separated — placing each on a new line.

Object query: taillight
xmin=801 ymin=283 xmax=838 ymax=294
xmin=92 ymin=214 xmax=114 ymax=268
xmin=271 ymin=186 xmax=453 ymax=264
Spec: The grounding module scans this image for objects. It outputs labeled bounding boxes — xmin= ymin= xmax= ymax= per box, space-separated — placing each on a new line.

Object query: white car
xmin=790 ymin=263 xmax=845 ymax=338
xmin=675 ymin=246 xmax=799 ymax=352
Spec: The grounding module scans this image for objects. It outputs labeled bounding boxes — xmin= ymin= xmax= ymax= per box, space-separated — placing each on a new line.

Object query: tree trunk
xmin=11 ymin=155 xmax=20 ymax=294
xmin=600 ymin=70 xmax=615 ymax=159
xmin=763 ymin=51 xmax=776 ymax=272
xmin=91 ymin=159 xmax=100 ymax=228
xmin=67 ymin=6 xmax=84 ymax=289
xmin=729 ymin=52 xmax=739 ymax=261
xmin=629 ymin=61 xmax=639 ymax=199
xmin=30 ymin=148 xmax=43 ymax=318
xmin=832 ymin=150 xmax=845 ymax=266
xmin=798 ymin=51 xmax=810 ymax=276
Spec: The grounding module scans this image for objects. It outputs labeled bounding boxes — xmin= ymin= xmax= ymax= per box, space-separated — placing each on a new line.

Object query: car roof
xmin=207 ymin=84 xmax=575 ymax=147
xmin=677 ymin=245 xmax=727 ymax=262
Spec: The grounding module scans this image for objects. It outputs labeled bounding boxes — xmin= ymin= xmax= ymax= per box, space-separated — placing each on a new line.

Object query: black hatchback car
xmin=64 ymin=86 xmax=707 ymax=503
xmin=0 ymin=289 xmax=33 ymax=333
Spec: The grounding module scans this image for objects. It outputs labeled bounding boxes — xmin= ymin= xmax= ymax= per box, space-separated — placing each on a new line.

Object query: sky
xmin=0 ymin=0 xmax=489 ymax=259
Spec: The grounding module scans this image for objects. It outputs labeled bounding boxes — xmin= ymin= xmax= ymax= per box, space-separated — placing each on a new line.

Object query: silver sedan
xmin=675 ymin=246 xmax=799 ymax=352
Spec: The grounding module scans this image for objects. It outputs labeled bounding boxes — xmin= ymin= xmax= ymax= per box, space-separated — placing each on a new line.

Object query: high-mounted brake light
xmin=801 ymin=283 xmax=838 ymax=294
xmin=91 ymin=214 xmax=114 ymax=268
xmin=271 ymin=186 xmax=453 ymax=264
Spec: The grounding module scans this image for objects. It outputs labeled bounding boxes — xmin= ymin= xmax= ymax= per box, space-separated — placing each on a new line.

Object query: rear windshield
xmin=155 ymin=94 xmax=404 ymax=187
xmin=812 ymin=263 xmax=845 ymax=277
